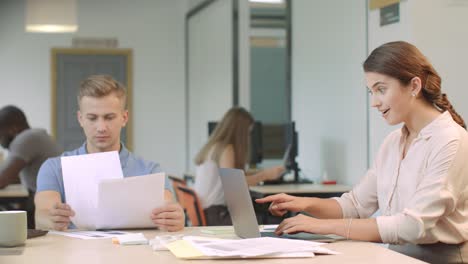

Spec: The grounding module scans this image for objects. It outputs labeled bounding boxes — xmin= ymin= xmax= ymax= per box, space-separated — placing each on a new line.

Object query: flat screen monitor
xmin=262 ymin=122 xmax=300 ymax=182
xmin=284 ymin=122 xmax=299 ymax=182
xmin=262 ymin=122 xmax=298 ymax=158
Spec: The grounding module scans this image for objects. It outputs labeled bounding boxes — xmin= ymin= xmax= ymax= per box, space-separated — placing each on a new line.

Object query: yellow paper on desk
xmin=166 ymin=240 xmax=317 ymax=259
xmin=166 ymin=236 xmax=338 ymax=259
xmin=166 ymin=240 xmax=205 ymax=259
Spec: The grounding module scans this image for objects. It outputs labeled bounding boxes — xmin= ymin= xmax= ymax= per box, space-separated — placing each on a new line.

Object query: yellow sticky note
xmin=165 ymin=240 xmax=205 ymax=259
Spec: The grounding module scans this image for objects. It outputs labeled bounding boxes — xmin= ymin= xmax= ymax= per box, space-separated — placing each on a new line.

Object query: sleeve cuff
xmin=376 ymin=215 xmax=399 ymax=244
xmin=333 ymin=193 xmax=360 ymax=218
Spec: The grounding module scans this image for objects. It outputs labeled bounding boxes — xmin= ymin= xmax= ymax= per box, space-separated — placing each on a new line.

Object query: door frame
xmin=50 ymin=48 xmax=133 ymax=150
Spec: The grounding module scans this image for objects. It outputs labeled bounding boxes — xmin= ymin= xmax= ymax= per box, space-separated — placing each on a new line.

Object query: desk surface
xmin=0 ymin=227 xmax=426 ymax=264
xmin=250 ymin=183 xmax=351 ymax=195
xmin=0 ymin=184 xmax=28 ymax=198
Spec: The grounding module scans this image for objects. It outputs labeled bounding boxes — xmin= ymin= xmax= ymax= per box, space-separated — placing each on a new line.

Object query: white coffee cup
xmin=0 ymin=210 xmax=27 ymax=247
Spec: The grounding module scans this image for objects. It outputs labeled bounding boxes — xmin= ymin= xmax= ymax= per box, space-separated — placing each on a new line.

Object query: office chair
xmin=176 ymin=186 xmax=207 ymax=226
xmin=168 ymin=175 xmax=187 ymax=203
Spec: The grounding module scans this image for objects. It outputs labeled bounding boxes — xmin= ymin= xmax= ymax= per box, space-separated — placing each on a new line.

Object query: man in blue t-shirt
xmin=35 ymin=75 xmax=184 ymax=231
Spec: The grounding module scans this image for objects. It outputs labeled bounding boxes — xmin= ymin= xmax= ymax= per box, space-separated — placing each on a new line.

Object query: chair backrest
xmin=168 ymin=175 xmax=187 ymax=204
xmin=176 ymin=186 xmax=207 ymax=226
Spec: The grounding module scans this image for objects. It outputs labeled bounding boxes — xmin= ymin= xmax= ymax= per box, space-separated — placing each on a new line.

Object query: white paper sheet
xmin=62 ymin=151 xmax=166 ymax=230
xmin=182 ymin=236 xmax=339 ymax=258
xmin=62 ymin=151 xmax=123 ymax=229
xmin=49 ymin=230 xmax=131 ymax=240
xmin=96 ymin=173 xmax=165 ymax=229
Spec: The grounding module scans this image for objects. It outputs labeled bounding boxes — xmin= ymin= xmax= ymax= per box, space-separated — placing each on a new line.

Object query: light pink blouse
xmin=335 ymin=111 xmax=468 ymax=244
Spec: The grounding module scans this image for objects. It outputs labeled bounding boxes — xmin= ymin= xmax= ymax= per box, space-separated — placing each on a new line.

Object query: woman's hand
xmin=275 ymin=214 xmax=326 ymax=235
xmin=256 ymin=193 xmax=310 ymax=217
xmin=263 ymin=165 xmax=285 ymax=181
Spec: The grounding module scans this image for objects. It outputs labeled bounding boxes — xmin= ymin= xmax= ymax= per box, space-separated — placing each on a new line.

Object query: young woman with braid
xmin=256 ymin=41 xmax=468 ymax=263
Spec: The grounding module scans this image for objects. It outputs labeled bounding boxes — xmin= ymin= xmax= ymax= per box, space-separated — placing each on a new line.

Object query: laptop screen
xmin=219 ymin=167 xmax=343 ymax=242
xmin=219 ymin=168 xmax=261 ymax=238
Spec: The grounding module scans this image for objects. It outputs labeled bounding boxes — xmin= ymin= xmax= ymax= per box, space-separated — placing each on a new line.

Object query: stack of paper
xmin=165 ymin=236 xmax=339 ymax=259
xmin=61 ymin=151 xmax=165 ymax=230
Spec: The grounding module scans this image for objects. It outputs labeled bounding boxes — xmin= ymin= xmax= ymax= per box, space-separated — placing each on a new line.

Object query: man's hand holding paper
xmin=49 ymin=202 xmax=75 ymax=231
xmin=151 ymin=201 xmax=185 ymax=232
xmin=61 ymin=151 xmax=169 ymax=230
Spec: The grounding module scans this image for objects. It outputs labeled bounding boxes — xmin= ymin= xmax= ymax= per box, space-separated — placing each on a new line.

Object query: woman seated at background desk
xmin=194 ymin=107 xmax=284 ymax=226
xmin=257 ymin=41 xmax=468 ymax=263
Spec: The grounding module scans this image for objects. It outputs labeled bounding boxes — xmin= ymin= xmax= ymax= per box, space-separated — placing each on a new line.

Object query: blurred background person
xmin=194 ymin=106 xmax=284 ymax=225
xmin=0 ymin=105 xmax=62 ymax=228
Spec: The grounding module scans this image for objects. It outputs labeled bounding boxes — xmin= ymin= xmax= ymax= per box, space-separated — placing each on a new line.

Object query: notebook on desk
xmin=219 ymin=168 xmax=342 ymax=242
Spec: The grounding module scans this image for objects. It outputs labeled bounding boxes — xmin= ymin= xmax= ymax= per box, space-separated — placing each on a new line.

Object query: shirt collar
xmin=78 ymin=142 xmax=130 ymax=169
xmin=401 ymin=111 xmax=453 ymax=140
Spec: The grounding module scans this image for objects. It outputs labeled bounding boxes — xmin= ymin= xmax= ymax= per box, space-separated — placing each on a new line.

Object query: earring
xmin=411 ymin=93 xmax=416 ymax=97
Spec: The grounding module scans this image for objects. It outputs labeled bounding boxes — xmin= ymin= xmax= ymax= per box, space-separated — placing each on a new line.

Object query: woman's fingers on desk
xmin=276 ymin=214 xmax=318 ymax=235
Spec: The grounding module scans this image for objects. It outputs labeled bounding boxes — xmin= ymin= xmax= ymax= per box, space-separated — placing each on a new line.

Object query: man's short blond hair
xmin=78 ymin=75 xmax=127 ymax=108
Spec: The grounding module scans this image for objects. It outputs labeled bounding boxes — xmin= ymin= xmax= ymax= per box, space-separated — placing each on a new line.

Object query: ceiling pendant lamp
xmin=25 ymin=0 xmax=78 ymax=33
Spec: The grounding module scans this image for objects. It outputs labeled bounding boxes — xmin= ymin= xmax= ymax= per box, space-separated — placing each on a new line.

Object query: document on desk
xmin=62 ymin=151 xmax=165 ymax=230
xmin=49 ymin=230 xmax=131 ymax=240
xmin=166 ymin=236 xmax=339 ymax=259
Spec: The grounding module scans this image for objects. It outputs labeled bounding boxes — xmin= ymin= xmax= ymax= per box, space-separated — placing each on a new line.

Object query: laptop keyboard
xmin=260 ymin=231 xmax=341 ymax=241
xmin=260 ymin=231 xmax=281 ymax=238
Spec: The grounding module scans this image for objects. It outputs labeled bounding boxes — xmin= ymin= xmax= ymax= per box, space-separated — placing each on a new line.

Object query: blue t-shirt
xmin=36 ymin=143 xmax=172 ymax=203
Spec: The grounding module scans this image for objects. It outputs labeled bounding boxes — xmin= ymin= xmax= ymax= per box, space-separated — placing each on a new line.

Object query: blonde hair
xmin=194 ymin=107 xmax=254 ymax=170
xmin=78 ymin=75 xmax=127 ymax=108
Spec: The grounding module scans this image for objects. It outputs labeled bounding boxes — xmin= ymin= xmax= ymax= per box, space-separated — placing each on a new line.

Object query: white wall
xmin=187 ymin=0 xmax=233 ymax=172
xmin=238 ymin=0 xmax=251 ymax=109
xmin=292 ymin=0 xmax=368 ymax=185
xmin=367 ymin=0 xmax=413 ymax=162
xmin=0 ymin=0 xmax=187 ymax=176
xmin=186 ymin=0 xmax=251 ymax=171
xmin=411 ymin=0 xmax=468 ymax=129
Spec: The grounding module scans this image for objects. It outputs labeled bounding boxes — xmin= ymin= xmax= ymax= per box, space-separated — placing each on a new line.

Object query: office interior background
xmin=1 ymin=0 xmax=467 ymax=186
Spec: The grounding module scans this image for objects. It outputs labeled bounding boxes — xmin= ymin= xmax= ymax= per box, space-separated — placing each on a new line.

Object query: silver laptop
xmin=219 ymin=168 xmax=340 ymax=241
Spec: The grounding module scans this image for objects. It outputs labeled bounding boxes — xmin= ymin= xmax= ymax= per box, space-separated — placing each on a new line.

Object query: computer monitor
xmin=262 ymin=122 xmax=300 ymax=183
xmin=284 ymin=122 xmax=300 ymax=182
xmin=207 ymin=121 xmax=263 ymax=167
